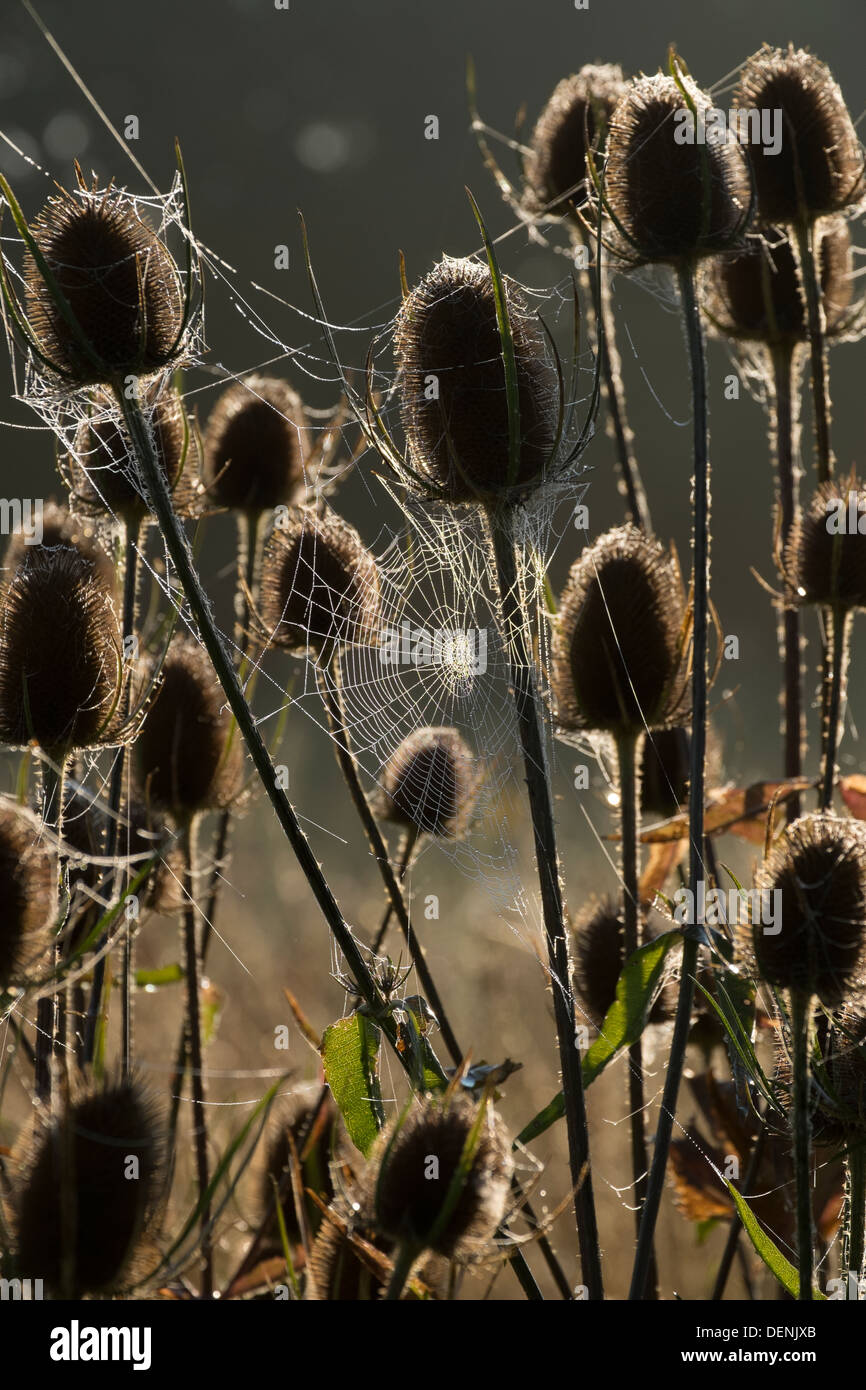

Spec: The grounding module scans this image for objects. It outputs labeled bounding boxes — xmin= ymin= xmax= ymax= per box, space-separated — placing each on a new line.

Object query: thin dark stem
xmin=35 ymin=758 xmax=66 ymax=1103
xmin=820 ymin=606 xmax=849 ymax=812
xmin=711 ymin=1119 xmax=768 ymax=1300
xmin=181 ymin=816 xmax=212 ymax=1298
xmin=845 ymin=1137 xmax=866 ymax=1299
xmin=371 ymin=826 xmax=418 ymax=956
xmin=385 ymin=1240 xmax=420 ymax=1301
xmin=794 ymin=221 xmax=833 ymax=486
xmin=790 ymin=989 xmax=814 ymax=1301
xmin=630 ymin=260 xmax=708 ymax=1300
xmin=770 ymin=344 xmax=803 ymax=821
xmin=487 ymin=507 xmax=603 ymax=1300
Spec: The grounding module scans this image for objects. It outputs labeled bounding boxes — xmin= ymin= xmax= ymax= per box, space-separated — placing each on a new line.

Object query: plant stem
xmin=35 ymin=757 xmax=67 ymax=1104
xmin=820 ymin=606 xmax=849 ymax=812
xmin=385 ymin=1240 xmax=420 ymax=1301
xmin=371 ymin=826 xmax=419 ymax=956
xmin=790 ymin=988 xmax=814 ymax=1301
xmin=630 ymin=260 xmax=708 ymax=1299
xmin=180 ymin=815 xmax=212 ymax=1298
xmin=794 ymin=221 xmax=833 ymax=486
xmin=845 ymin=1137 xmax=866 ymax=1300
xmin=487 ymin=506 xmax=603 ymax=1300
xmin=770 ymin=344 xmax=804 ymax=821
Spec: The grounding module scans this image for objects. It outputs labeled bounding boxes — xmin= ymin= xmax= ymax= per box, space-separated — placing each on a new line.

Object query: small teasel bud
xmin=258 ymin=1092 xmax=338 ymax=1249
xmin=4 ymin=500 xmax=114 ymax=590
xmin=572 ymin=896 xmax=671 ymax=1027
xmin=787 ymin=478 xmax=866 ymax=611
xmin=203 ymin=374 xmax=308 ymax=512
xmin=393 ymin=256 xmax=558 ymax=502
xmin=0 ymin=547 xmax=123 ymax=756
xmin=259 ymin=506 xmax=380 ymax=656
xmin=22 ymin=180 xmax=185 ymax=387
xmin=380 ymin=727 xmax=476 ymax=838
xmin=735 ymin=45 xmax=865 ymax=226
xmin=69 ymin=384 xmax=198 ymax=525
xmin=523 ymin=64 xmax=628 ymax=216
xmin=5 ymin=1076 xmax=165 ymax=1296
xmin=0 ymin=799 xmax=56 ymax=989
xmin=705 ymin=220 xmax=853 ymax=346
xmin=603 ymin=72 xmax=751 ymax=265
xmin=364 ymin=1094 xmax=513 ymax=1260
xmin=135 ymin=636 xmax=243 ymax=820
xmin=552 ymin=525 xmax=689 ymax=738
xmin=745 ymin=815 xmax=866 ymax=1007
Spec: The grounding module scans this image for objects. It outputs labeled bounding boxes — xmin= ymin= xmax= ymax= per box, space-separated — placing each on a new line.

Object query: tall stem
xmin=181 ymin=816 xmax=212 ymax=1298
xmin=790 ymin=988 xmax=814 ymax=1301
xmin=630 ymin=260 xmax=707 ymax=1299
xmin=794 ymin=221 xmax=832 ymax=486
xmin=35 ymin=757 xmax=67 ymax=1103
xmin=487 ymin=507 xmax=603 ymax=1300
xmin=845 ymin=1138 xmax=866 ymax=1300
xmin=770 ymin=344 xmax=804 ymax=820
xmin=820 ymin=606 xmax=849 ymax=812
xmin=371 ymin=826 xmax=418 ymax=955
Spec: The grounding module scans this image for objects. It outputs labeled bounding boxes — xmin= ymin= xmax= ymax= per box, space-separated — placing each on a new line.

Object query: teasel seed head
xmin=745 ymin=815 xmax=866 ymax=1006
xmin=735 ymin=45 xmax=865 ymax=226
xmin=203 ymin=374 xmax=309 ymax=513
xmin=705 ymin=220 xmax=853 ymax=347
xmin=6 ymin=1076 xmax=165 ymax=1296
xmin=0 ymin=799 xmax=56 ymax=989
xmin=602 ymin=71 xmax=751 ymax=266
xmin=393 ymin=256 xmax=558 ymax=503
xmin=135 ymin=636 xmax=244 ymax=821
xmin=523 ymin=64 xmax=628 ymax=217
xmin=259 ymin=506 xmax=380 ymax=656
xmin=814 ymin=1004 xmax=866 ymax=1141
xmin=22 ymin=181 xmax=185 ymax=387
xmin=552 ymin=525 xmax=690 ymax=738
xmin=640 ymin=724 xmax=722 ymax=819
xmin=572 ymin=896 xmax=671 ymax=1027
xmin=4 ymin=500 xmax=114 ymax=591
xmin=380 ymin=727 xmax=477 ymax=838
xmin=258 ymin=1092 xmax=338 ymax=1249
xmin=363 ymin=1094 xmax=513 ymax=1259
xmin=0 ymin=547 xmax=123 ymax=757
xmin=787 ymin=477 xmax=866 ymax=611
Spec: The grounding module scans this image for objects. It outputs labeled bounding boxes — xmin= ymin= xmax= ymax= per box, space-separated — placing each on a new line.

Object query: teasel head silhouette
xmin=599 ymin=65 xmax=751 ymax=267
xmin=135 ymin=636 xmax=244 ymax=824
xmin=0 ymin=798 xmax=57 ymax=990
xmin=203 ymin=374 xmax=309 ymax=513
xmin=0 ymin=546 xmax=127 ymax=760
xmin=735 ymin=45 xmax=865 ymax=227
xmin=258 ymin=505 xmax=380 ymax=659
xmin=380 ymin=727 xmax=478 ymax=839
xmin=572 ymin=896 xmax=672 ymax=1029
xmin=258 ymin=1091 xmax=339 ymax=1251
xmin=5 ymin=1075 xmax=166 ymax=1297
xmin=804 ymin=1004 xmax=866 ymax=1146
xmin=552 ymin=525 xmax=691 ymax=740
xmin=362 ymin=1093 xmax=513 ymax=1262
xmin=744 ymin=814 xmax=866 ymax=1007
xmin=523 ymin=64 xmax=628 ymax=219
xmin=3 ymin=500 xmax=114 ymax=592
xmin=68 ymin=383 xmax=202 ymax=528
xmin=786 ymin=475 xmax=866 ymax=613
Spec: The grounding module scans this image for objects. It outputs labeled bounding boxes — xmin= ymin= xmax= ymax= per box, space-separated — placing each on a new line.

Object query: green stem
xmin=790 ymin=989 xmax=814 ymax=1301
xmin=770 ymin=344 xmax=804 ymax=821
xmin=820 ymin=606 xmax=849 ymax=812
xmin=845 ymin=1137 xmax=866 ymax=1300
xmin=794 ymin=220 xmax=832 ymax=486
xmin=181 ymin=816 xmax=212 ymax=1298
xmin=487 ymin=507 xmax=603 ymax=1300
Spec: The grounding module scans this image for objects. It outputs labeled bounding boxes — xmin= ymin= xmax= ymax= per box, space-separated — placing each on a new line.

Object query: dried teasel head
xmin=3 ymin=500 xmax=114 ymax=591
xmin=258 ymin=1092 xmax=339 ymax=1250
xmin=393 ymin=256 xmax=558 ymax=503
xmin=735 ymin=45 xmax=865 ymax=226
xmin=602 ymin=70 xmax=751 ymax=266
xmin=258 ymin=506 xmax=380 ymax=656
xmin=5 ymin=1076 xmax=165 ymax=1297
xmin=362 ymin=1094 xmax=513 ymax=1260
xmin=68 ymin=384 xmax=200 ymax=526
xmin=745 ymin=815 xmax=866 ymax=1006
xmin=380 ymin=727 xmax=477 ymax=838
xmin=552 ymin=525 xmax=690 ymax=739
xmin=813 ymin=1004 xmax=866 ymax=1141
xmin=135 ymin=636 xmax=244 ymax=821
xmin=523 ymin=64 xmax=628 ymax=217
xmin=786 ymin=477 xmax=866 ymax=611
xmin=705 ymin=220 xmax=854 ymax=347
xmin=0 ymin=799 xmax=56 ymax=990
xmin=572 ymin=896 xmax=672 ymax=1028
xmin=20 ymin=178 xmax=186 ymax=388
xmin=640 ymin=724 xmax=722 ymax=820
xmin=0 ymin=547 xmax=124 ymax=758
xmin=203 ymin=374 xmax=309 ymax=512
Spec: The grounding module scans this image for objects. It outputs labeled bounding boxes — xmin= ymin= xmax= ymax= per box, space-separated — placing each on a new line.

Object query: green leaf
xmin=725 ymin=1182 xmax=826 ymax=1300
xmin=322 ymin=1014 xmax=386 ymax=1155
xmin=582 ymin=931 xmax=683 ymax=1088
xmin=135 ymin=963 xmax=183 ymax=989
xmin=515 ymin=1091 xmax=565 ymax=1148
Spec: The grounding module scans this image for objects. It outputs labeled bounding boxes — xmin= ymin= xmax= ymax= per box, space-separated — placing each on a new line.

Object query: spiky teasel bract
xmin=18 ymin=176 xmax=186 ymax=388
xmin=135 ymin=636 xmax=244 ymax=821
xmin=786 ymin=475 xmax=866 ymax=611
xmin=393 ymin=256 xmax=559 ymax=503
xmin=705 ymin=220 xmax=854 ymax=348
xmin=258 ymin=506 xmax=380 ymax=656
xmin=744 ymin=815 xmax=866 ymax=1007
xmin=552 ymin=525 xmax=690 ymax=738
xmin=380 ymin=727 xmax=477 ymax=838
xmin=362 ymin=1094 xmax=513 ymax=1261
xmin=735 ymin=45 xmax=865 ymax=226
xmin=5 ymin=1076 xmax=166 ymax=1297
xmin=523 ymin=64 xmax=627 ymax=218
xmin=203 ymin=374 xmax=309 ymax=512
xmin=68 ymin=383 xmax=200 ymax=526
xmin=3 ymin=500 xmax=114 ymax=591
xmin=601 ymin=71 xmax=751 ymax=267
xmin=0 ymin=799 xmax=56 ymax=989
xmin=0 ymin=546 xmax=125 ymax=758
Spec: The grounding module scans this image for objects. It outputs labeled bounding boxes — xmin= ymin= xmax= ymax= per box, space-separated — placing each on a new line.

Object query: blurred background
xmin=1 ymin=0 xmax=864 ymax=1297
